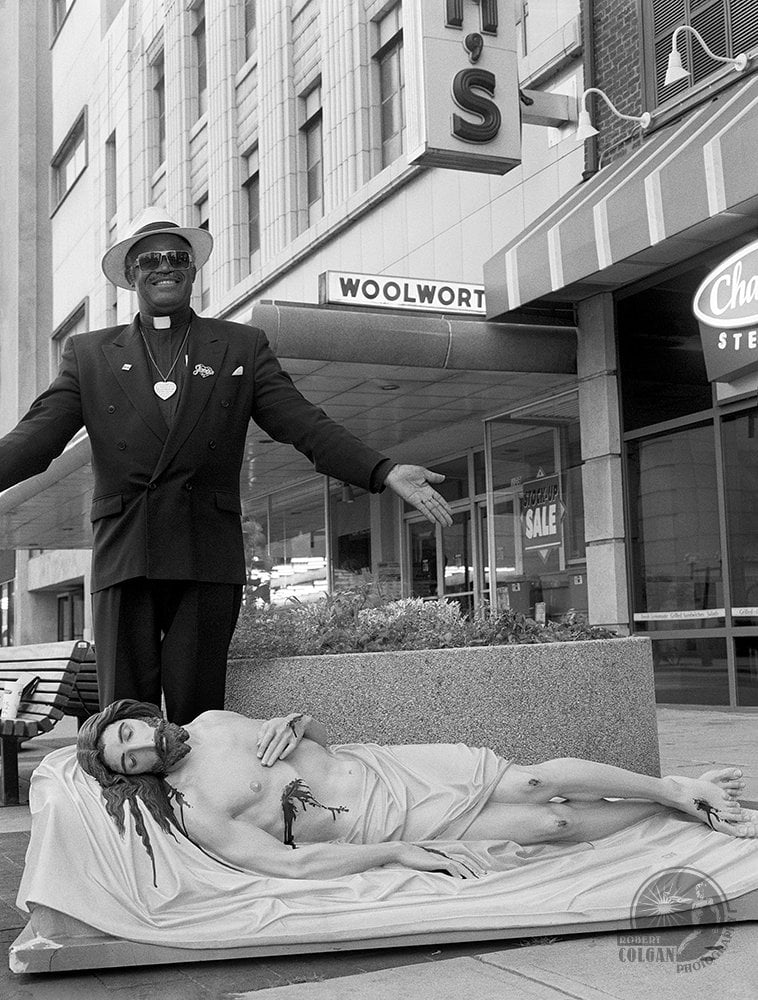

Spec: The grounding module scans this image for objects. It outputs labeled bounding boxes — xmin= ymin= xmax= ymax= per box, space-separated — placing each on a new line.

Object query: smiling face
xmin=125 ymin=232 xmax=197 ymax=317
xmin=100 ymin=717 xmax=191 ymax=775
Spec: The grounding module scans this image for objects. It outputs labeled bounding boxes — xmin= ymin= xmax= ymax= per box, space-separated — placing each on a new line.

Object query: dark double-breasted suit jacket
xmin=0 ymin=313 xmax=387 ymax=593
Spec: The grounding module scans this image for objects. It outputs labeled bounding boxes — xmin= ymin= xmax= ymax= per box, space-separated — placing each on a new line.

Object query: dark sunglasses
xmin=133 ymin=250 xmax=194 ymax=272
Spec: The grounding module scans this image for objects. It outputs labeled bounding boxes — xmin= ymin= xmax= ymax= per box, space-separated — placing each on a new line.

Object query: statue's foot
xmin=663 ymin=774 xmax=743 ymax=828
xmin=699 ymin=767 xmax=746 ymax=800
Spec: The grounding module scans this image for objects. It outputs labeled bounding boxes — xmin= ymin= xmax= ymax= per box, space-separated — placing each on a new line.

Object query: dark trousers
xmin=92 ymin=578 xmax=243 ymax=724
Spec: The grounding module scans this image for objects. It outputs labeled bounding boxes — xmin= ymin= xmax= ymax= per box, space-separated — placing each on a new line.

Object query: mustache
xmin=153 ymin=720 xmax=191 ymax=771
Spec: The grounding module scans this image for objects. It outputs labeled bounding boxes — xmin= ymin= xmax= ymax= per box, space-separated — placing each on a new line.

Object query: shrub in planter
xmin=228 ymin=587 xmax=616 ymax=660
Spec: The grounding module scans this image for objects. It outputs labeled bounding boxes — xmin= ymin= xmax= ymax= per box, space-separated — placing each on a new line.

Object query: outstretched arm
xmin=192 ymin=814 xmax=480 ymax=880
xmin=256 ymin=713 xmax=329 ymax=766
xmin=0 ymin=337 xmax=83 ymax=492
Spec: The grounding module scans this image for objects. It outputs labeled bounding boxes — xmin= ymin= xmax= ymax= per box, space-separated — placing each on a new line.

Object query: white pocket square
xmin=231 ymin=366 xmax=244 ymax=376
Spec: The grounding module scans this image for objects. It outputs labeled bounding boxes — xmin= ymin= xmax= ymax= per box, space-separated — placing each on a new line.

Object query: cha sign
xmin=320 ymin=270 xmax=486 ymax=315
xmin=403 ymin=0 xmax=521 ymax=174
xmin=693 ymin=239 xmax=758 ymax=382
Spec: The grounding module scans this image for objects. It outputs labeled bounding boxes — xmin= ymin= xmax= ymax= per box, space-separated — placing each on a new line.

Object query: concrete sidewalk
xmin=1 ymin=707 xmax=756 ymax=999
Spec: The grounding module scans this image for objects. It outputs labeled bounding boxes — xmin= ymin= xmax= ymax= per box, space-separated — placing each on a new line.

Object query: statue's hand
xmin=257 ymin=713 xmax=310 ymax=766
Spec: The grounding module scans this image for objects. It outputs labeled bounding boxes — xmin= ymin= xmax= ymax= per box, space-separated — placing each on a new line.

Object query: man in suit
xmin=0 ymin=209 xmax=453 ymax=723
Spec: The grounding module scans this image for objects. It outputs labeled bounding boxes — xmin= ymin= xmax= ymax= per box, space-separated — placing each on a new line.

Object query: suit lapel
xmin=152 ymin=316 xmax=228 ymax=479
xmin=101 ymin=318 xmax=167 ymax=444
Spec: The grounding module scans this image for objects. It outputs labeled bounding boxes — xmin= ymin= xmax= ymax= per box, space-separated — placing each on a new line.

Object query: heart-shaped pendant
xmin=154 ymin=381 xmax=177 ymax=400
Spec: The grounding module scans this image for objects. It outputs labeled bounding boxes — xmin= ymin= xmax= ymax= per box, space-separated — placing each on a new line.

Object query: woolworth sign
xmin=320 ymin=271 xmax=486 ymax=315
xmin=694 ymin=238 xmax=758 ymax=382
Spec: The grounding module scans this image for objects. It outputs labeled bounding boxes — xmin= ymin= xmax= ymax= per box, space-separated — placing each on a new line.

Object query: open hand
xmin=394 ymin=843 xmax=483 ymax=878
xmin=385 ymin=465 xmax=453 ymax=526
xmin=257 ymin=713 xmax=309 ymax=766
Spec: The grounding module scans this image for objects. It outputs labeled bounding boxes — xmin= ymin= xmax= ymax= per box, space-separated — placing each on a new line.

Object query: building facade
xmin=485 ymin=0 xmax=758 ymax=708
xmin=2 ymin=0 xmax=757 ymax=707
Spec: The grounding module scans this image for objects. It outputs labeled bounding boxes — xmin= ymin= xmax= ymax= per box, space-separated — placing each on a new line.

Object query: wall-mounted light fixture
xmin=340 ymin=483 xmax=355 ymax=504
xmin=575 ymin=87 xmax=651 ymax=142
xmin=664 ymin=25 xmax=749 ymax=87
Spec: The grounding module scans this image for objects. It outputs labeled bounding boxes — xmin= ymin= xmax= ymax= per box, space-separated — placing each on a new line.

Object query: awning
xmin=484 ymin=74 xmax=758 ymax=319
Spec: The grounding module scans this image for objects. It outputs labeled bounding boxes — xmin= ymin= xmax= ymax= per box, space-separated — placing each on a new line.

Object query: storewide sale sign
xmin=520 ymin=471 xmax=565 ymax=562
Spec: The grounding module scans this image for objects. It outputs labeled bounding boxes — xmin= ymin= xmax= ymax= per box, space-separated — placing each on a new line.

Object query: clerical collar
xmin=139 ymin=307 xmax=193 ymax=331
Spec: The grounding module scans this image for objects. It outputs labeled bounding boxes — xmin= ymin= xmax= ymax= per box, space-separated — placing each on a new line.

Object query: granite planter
xmin=226 ymin=636 xmax=659 ymax=775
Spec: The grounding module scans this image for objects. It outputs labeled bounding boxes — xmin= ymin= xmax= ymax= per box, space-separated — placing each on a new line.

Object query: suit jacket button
xmin=185 ymin=483 xmax=193 ymax=492
xmin=117 ymin=440 xmax=126 ymax=450
xmin=208 ymin=440 xmax=217 ymax=449
xmin=221 ymin=399 xmax=230 ymax=408
xmin=107 ymin=405 xmax=116 ymax=413
xmin=148 ymin=483 xmax=157 ymax=491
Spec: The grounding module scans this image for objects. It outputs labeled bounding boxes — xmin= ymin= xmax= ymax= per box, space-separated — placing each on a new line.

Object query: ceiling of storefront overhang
xmin=0 ymin=362 xmax=575 ymax=550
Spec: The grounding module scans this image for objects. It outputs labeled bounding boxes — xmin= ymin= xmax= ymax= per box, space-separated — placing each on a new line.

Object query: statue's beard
xmin=152 ymin=720 xmax=191 ymax=772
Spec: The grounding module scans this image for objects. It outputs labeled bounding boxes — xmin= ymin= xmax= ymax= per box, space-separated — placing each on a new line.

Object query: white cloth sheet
xmin=17 ymin=746 xmax=758 ymax=950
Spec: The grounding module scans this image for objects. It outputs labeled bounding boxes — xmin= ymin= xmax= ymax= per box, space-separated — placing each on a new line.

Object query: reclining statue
xmin=76 ymin=700 xmax=756 ymax=886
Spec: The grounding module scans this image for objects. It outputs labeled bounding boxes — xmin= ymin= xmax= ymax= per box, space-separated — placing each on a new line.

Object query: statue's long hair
xmin=76 ymin=699 xmax=184 ymax=885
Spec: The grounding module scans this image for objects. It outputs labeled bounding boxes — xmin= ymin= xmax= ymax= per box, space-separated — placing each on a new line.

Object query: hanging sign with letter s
xmin=403 ymin=0 xmax=521 ymax=174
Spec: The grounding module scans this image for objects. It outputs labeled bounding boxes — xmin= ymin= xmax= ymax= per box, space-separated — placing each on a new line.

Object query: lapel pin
xmin=193 ymin=364 xmax=215 ymax=378
xmin=122 ymin=363 xmax=132 ymax=371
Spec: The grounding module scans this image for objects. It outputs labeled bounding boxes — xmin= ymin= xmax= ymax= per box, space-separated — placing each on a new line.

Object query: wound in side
xmin=281 ymin=777 xmax=349 ymax=848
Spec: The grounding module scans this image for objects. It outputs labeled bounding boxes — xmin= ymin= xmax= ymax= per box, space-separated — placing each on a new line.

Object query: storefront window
xmin=627 ymin=422 xmax=723 ymax=630
xmin=651 ymin=637 xmax=729 ymax=706
xmin=331 ymin=483 xmax=373 ymax=590
xmin=483 ymin=392 xmax=587 ymax=622
xmin=246 ymin=479 xmax=379 ymax=606
xmin=722 ymin=411 xmax=758 ymax=623
xmin=247 ymin=483 xmax=328 ymax=606
xmin=734 ymin=636 xmax=758 ymax=707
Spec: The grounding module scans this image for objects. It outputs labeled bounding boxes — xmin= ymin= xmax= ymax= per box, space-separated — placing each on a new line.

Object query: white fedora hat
xmin=102 ymin=206 xmax=214 ymax=289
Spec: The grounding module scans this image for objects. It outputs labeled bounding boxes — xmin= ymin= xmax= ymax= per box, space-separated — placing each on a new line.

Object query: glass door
xmin=479 ymin=491 xmax=524 ymax=612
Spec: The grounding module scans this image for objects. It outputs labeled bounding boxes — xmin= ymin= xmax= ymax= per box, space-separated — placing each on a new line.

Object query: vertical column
xmin=577 ymin=293 xmax=630 ymax=633
xmin=321 ymin=0 xmax=363 ymax=208
xmin=206 ymin=2 xmax=242 ymax=296
xmin=126 ymin=0 xmax=148 ymax=219
xmin=258 ymin=0 xmax=297 ymax=257
xmin=163 ymin=3 xmax=194 ymax=222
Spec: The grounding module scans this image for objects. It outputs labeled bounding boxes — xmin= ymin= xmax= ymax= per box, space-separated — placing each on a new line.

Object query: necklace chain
xmin=140 ymin=321 xmax=192 ymax=385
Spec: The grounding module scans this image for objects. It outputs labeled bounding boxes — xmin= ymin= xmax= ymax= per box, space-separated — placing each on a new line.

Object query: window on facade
xmin=244 ymin=0 xmax=257 ymax=60
xmin=301 ymin=87 xmax=323 ymax=226
xmin=106 ymin=282 xmax=118 ymax=327
xmin=101 ymin=0 xmax=125 ymax=35
xmin=0 ymin=580 xmax=13 ymax=647
xmin=375 ymin=4 xmax=405 ymax=168
xmin=51 ymin=111 xmax=87 ymax=210
xmin=52 ymin=301 xmax=88 ymax=369
xmin=57 ymin=587 xmax=84 ymax=641
xmin=152 ymin=52 xmax=166 ymax=167
xmin=196 ymin=195 xmax=210 ymax=310
xmin=52 ymin=0 xmax=74 ymax=38
xmin=105 ymin=131 xmax=117 ymax=243
xmin=243 ymin=149 xmax=260 ymax=264
xmin=194 ymin=4 xmax=208 ymax=119
xmin=647 ymin=0 xmax=758 ymax=107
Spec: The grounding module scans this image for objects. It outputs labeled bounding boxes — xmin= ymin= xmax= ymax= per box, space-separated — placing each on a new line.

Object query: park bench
xmin=0 ymin=639 xmax=93 ymax=805
xmin=62 ymin=644 xmax=99 ymax=725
